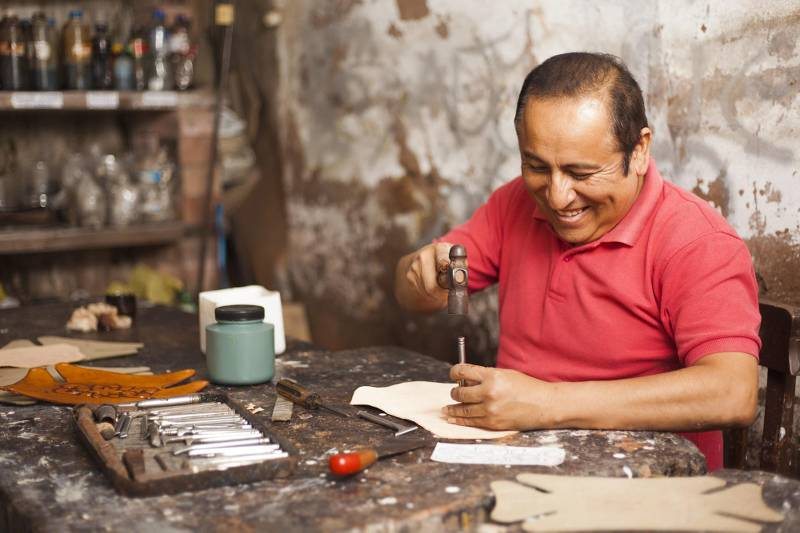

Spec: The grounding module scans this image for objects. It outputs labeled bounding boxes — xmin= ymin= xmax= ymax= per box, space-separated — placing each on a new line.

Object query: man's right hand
xmin=394 ymin=242 xmax=453 ymax=312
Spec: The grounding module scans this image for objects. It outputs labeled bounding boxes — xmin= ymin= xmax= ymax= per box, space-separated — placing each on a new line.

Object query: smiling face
xmin=517 ymin=95 xmax=651 ymax=246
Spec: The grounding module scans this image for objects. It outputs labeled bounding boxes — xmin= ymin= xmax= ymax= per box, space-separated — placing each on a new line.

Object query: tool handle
xmin=329 ymin=448 xmax=378 ymax=476
xmin=276 ymin=378 xmax=320 ymax=409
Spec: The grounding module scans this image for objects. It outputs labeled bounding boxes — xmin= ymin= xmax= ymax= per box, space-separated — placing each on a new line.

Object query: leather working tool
xmin=436 ymin=244 xmax=470 ymax=386
xmin=329 ymin=439 xmax=427 ymax=476
xmin=437 ymin=244 xmax=469 ymax=315
xmin=276 ymin=378 xmax=351 ymax=418
xmin=356 ymin=409 xmax=418 ymax=436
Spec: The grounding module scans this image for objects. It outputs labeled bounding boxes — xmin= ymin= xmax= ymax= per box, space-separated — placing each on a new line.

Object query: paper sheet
xmin=431 ymin=443 xmax=566 ymax=466
xmin=350 ymin=381 xmax=517 ymax=440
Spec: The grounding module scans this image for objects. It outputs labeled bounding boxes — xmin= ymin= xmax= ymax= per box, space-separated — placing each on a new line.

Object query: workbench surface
xmin=1 ymin=303 xmax=799 ymax=531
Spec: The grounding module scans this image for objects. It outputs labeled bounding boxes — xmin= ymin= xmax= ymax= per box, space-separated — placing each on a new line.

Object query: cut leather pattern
xmin=2 ymin=364 xmax=208 ymax=405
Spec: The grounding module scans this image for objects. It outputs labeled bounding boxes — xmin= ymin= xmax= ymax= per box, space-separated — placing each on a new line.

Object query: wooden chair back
xmin=725 ymin=300 xmax=800 ymax=476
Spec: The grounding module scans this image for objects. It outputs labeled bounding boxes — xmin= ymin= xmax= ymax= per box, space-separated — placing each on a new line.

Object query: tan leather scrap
xmin=1 ymin=363 xmax=208 ymax=405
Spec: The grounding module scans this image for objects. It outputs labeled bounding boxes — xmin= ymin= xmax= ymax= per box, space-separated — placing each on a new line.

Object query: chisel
xmin=328 ymin=440 xmax=427 ymax=476
xmin=275 ymin=378 xmax=351 ymax=418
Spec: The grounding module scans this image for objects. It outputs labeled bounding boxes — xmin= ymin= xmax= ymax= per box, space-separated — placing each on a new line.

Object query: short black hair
xmin=514 ymin=52 xmax=648 ymax=174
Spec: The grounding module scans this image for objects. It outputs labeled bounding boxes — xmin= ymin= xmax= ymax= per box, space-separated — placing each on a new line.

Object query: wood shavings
xmin=66 ymin=304 xmax=131 ymax=332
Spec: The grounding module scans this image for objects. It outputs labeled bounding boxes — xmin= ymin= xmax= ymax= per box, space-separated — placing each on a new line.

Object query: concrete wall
xmin=273 ymin=0 xmax=800 ymax=361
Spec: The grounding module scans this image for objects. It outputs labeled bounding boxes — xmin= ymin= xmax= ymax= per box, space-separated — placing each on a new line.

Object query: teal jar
xmin=205 ymin=304 xmax=274 ymax=385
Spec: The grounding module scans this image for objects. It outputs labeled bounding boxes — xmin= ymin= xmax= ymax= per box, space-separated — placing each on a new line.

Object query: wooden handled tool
xmin=276 ymin=379 xmax=351 ymax=418
xmin=328 ymin=440 xmax=427 ymax=476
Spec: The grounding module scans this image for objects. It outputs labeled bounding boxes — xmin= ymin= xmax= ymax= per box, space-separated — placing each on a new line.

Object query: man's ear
xmin=631 ymin=127 xmax=652 ymax=176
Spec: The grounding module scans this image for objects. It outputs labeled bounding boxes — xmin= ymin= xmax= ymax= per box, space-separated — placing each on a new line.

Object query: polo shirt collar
xmin=532 ymin=158 xmax=663 ymax=248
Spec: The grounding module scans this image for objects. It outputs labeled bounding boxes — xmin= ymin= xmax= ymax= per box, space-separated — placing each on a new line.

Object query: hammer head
xmin=447 ymin=244 xmax=468 ymax=315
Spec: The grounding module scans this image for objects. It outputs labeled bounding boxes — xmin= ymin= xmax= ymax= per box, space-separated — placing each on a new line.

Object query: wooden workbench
xmin=1 ymin=303 xmax=799 ymax=531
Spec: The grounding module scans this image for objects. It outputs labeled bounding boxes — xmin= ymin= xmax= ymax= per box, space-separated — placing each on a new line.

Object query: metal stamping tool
xmin=158 ymin=416 xmax=246 ymax=427
xmin=125 ymin=394 xmax=208 ymax=408
xmin=457 ymin=336 xmax=467 ymax=387
xmin=165 ymin=431 xmax=263 ymax=444
xmin=174 ymin=439 xmax=277 ymax=455
xmin=186 ymin=453 xmax=289 ymax=471
xmin=356 ymin=410 xmax=418 ymax=436
xmin=171 ymin=434 xmax=270 ymax=447
xmin=187 ymin=444 xmax=285 ymax=457
xmin=148 ymin=402 xmax=228 ymax=414
xmin=118 ymin=414 xmax=133 ymax=439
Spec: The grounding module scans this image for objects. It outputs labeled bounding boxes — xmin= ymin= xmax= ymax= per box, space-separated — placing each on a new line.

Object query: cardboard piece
xmin=351 ymin=381 xmax=517 ymax=440
xmin=37 ymin=336 xmax=143 ymax=360
xmin=490 ymin=473 xmax=784 ymax=531
xmin=0 ymin=344 xmax=85 ymax=368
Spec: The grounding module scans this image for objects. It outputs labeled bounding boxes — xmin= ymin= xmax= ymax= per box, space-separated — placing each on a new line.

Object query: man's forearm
xmin=546 ymin=353 xmax=758 ymax=432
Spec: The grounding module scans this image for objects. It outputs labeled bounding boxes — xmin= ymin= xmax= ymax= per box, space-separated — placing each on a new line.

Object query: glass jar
xmin=205 ymin=304 xmax=274 ymax=385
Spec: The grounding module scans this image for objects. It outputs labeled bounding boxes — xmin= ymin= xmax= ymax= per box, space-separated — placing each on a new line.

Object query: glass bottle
xmin=169 ymin=15 xmax=194 ymax=91
xmin=147 ymin=9 xmax=170 ymax=91
xmin=106 ymin=156 xmax=139 ymax=226
xmin=112 ymin=43 xmax=133 ymax=90
xmin=0 ymin=14 xmax=29 ymax=90
xmin=26 ymin=159 xmax=52 ymax=208
xmin=130 ymin=33 xmax=147 ymax=91
xmin=76 ymin=172 xmax=106 ymax=228
xmin=91 ymin=23 xmax=113 ymax=90
xmin=62 ymin=10 xmax=91 ymax=90
xmin=30 ymin=12 xmax=58 ymax=90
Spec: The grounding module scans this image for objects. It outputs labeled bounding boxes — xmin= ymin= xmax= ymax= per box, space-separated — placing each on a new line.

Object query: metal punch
xmin=356 ymin=410 xmax=418 ymax=436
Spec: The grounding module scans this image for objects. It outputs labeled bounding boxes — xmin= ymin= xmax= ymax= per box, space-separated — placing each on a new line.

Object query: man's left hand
xmin=442 ymin=364 xmax=556 ymax=430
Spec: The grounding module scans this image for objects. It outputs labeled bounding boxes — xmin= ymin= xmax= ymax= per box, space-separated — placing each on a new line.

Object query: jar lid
xmin=215 ymin=304 xmax=264 ymax=322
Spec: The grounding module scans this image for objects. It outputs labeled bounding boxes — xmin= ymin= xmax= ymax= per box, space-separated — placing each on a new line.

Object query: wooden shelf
xmin=0 ymin=90 xmax=214 ymax=111
xmin=0 ymin=222 xmax=186 ymax=254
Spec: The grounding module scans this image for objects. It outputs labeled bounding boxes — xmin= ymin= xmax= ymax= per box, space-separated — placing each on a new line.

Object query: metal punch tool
xmin=356 ymin=410 xmax=418 ymax=436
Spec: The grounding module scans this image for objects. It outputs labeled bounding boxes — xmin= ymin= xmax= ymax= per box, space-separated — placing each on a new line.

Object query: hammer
xmin=437 ymin=244 xmax=469 ymax=315
xmin=437 ymin=244 xmax=469 ymax=386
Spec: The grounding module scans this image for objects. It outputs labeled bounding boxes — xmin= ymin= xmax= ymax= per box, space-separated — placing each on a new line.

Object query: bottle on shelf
xmin=130 ymin=30 xmax=147 ymax=91
xmin=62 ymin=10 xmax=91 ymax=90
xmin=0 ymin=13 xmax=30 ymax=90
xmin=169 ymin=14 xmax=194 ymax=91
xmin=99 ymin=154 xmax=138 ymax=226
xmin=91 ymin=22 xmax=113 ymax=90
xmin=112 ymin=43 xmax=133 ymax=90
xmin=26 ymin=159 xmax=53 ymax=209
xmin=29 ymin=12 xmax=59 ymax=91
xmin=147 ymin=9 xmax=171 ymax=91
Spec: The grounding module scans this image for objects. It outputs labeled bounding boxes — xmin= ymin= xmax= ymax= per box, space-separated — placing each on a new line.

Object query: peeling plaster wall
xmin=273 ymin=0 xmax=799 ymax=361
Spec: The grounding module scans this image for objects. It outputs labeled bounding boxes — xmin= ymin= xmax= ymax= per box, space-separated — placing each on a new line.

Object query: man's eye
xmin=570 ymin=171 xmax=594 ymax=180
xmin=528 ymin=166 xmax=548 ymax=173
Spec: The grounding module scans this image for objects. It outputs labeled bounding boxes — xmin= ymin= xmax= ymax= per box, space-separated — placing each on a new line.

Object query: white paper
xmin=431 ymin=442 xmax=566 ymax=466
xmin=86 ymin=91 xmax=119 ymax=109
xmin=11 ymin=92 xmax=63 ymax=109
xmin=141 ymin=91 xmax=178 ymax=108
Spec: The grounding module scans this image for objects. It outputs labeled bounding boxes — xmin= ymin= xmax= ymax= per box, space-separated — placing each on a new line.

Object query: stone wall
xmin=271 ymin=0 xmax=799 ymax=364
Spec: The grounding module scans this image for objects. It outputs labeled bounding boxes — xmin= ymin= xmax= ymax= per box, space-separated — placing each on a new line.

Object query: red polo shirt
xmin=438 ymin=159 xmax=761 ymax=471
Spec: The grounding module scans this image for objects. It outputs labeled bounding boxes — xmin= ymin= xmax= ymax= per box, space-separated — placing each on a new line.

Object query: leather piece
xmin=2 ymin=364 xmax=208 ymax=405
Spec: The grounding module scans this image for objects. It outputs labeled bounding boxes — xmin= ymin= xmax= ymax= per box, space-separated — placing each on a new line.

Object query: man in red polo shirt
xmin=394 ymin=52 xmax=760 ymax=471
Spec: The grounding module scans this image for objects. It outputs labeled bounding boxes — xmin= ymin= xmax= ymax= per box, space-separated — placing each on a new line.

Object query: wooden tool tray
xmin=73 ymin=394 xmax=298 ymax=497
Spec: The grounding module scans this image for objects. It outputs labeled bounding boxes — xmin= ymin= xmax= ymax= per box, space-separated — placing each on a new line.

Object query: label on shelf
xmin=10 ymin=92 xmax=64 ymax=109
xmin=86 ymin=92 xmax=120 ymax=109
xmin=141 ymin=91 xmax=178 ymax=108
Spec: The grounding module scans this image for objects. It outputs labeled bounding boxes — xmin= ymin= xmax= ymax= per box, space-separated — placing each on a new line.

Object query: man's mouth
xmin=554 ymin=206 xmax=590 ymax=223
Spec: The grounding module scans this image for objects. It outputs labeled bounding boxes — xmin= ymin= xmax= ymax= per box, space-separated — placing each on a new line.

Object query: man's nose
xmin=547 ymin=171 xmax=576 ymax=210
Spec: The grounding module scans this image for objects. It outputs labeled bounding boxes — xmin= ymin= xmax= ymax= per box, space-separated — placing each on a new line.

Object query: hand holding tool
xmin=276 ymin=378 xmax=351 ymax=418
xmin=329 ymin=439 xmax=427 ymax=476
xmin=436 ymin=244 xmax=468 ymax=315
xmin=356 ymin=410 xmax=418 ymax=436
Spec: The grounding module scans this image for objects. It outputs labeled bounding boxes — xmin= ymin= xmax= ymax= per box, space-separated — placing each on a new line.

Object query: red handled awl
xmin=329 ymin=440 xmax=427 ymax=476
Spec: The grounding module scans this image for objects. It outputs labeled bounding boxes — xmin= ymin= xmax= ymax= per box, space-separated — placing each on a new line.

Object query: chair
xmin=724 ymin=300 xmax=800 ymax=476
